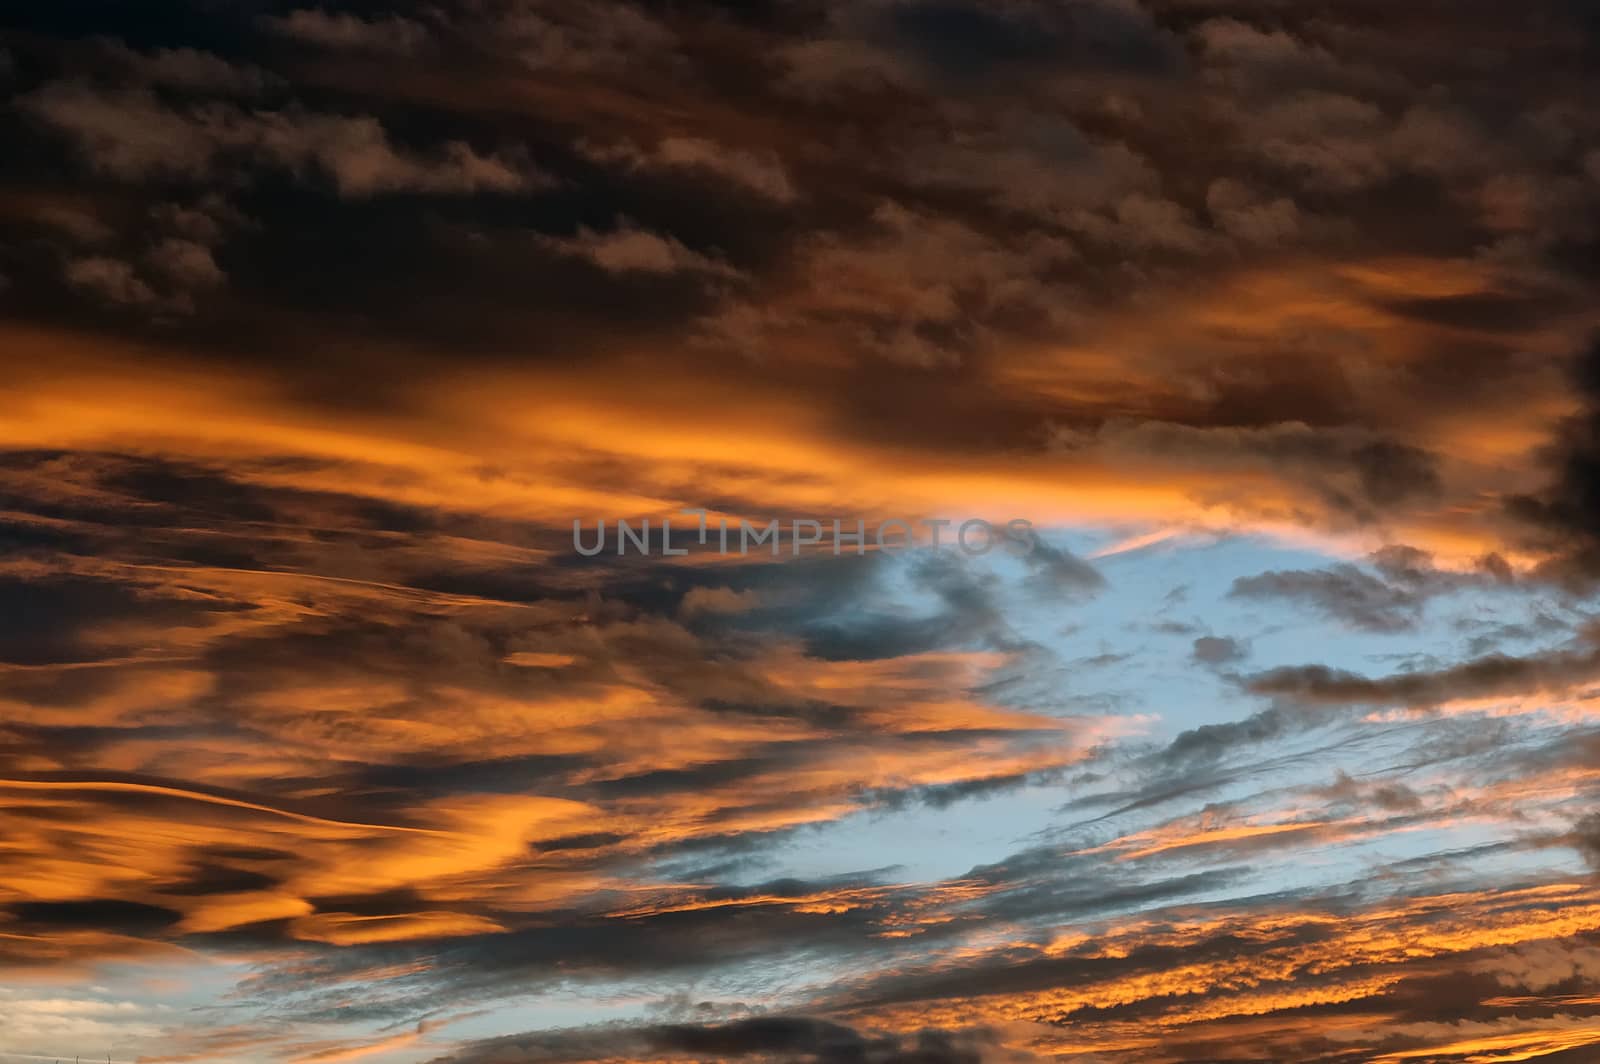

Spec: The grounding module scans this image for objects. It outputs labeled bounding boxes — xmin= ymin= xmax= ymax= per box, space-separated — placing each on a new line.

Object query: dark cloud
xmin=19 ymin=80 xmax=545 ymax=194
xmin=1573 ymin=813 xmax=1600 ymax=871
xmin=1230 ymin=563 xmax=1427 ymax=632
xmin=11 ymin=898 xmax=181 ymax=932
xmin=883 ymin=0 xmax=1177 ymax=81
xmin=651 ymin=1017 xmax=990 ymax=1064
xmin=259 ymin=8 xmax=430 ymax=55
xmin=1228 ymin=546 xmax=1504 ymax=631
xmin=1023 ymin=539 xmax=1105 ymax=598
xmin=1350 ymin=439 xmax=1443 ymax=507
xmin=436 ymin=1016 xmax=1003 ymax=1064
xmin=801 ymin=551 xmax=1023 ymax=660
xmin=1159 ymin=707 xmax=1288 ymax=763
xmin=1509 ymin=336 xmax=1600 ymax=582
xmin=1051 ymin=421 xmax=1443 ymax=523
xmin=1245 ymin=635 xmax=1600 ymax=709
xmin=1191 ymin=634 xmax=1246 ymax=666
xmin=0 ymin=574 xmax=236 ymax=666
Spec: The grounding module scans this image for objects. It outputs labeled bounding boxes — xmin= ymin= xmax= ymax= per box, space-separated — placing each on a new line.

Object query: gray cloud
xmin=1192 ymin=635 xmax=1247 ymax=666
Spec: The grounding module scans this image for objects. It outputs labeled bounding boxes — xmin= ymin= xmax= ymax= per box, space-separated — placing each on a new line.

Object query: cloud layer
xmin=2 ymin=2 xmax=1600 ymax=1063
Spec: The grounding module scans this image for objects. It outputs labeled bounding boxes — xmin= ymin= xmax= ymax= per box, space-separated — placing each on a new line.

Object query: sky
xmin=2 ymin=1 xmax=1600 ymax=1062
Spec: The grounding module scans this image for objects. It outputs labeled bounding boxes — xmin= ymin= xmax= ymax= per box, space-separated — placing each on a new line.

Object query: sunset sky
xmin=3 ymin=2 xmax=1600 ymax=1062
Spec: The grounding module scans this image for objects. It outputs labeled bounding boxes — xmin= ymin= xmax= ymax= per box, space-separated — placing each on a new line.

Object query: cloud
xmin=1205 ymin=179 xmax=1301 ymax=246
xmin=436 ymin=1016 xmax=1014 ymax=1064
xmin=1050 ymin=421 xmax=1443 ymax=522
xmin=1226 ymin=543 xmax=1518 ymax=631
xmin=1245 ymin=634 xmax=1600 ymax=709
xmin=20 ymin=82 xmax=219 ymax=180
xmin=582 ymin=136 xmax=798 ymax=203
xmin=261 ymin=9 xmax=429 ymax=54
xmin=3 ymin=2 xmax=1600 ymax=1061
xmin=700 ymin=201 xmax=1078 ymax=367
xmin=1023 ymin=539 xmax=1105 ymax=598
xmin=20 ymin=82 xmax=545 ymax=196
xmin=679 ymin=585 xmax=763 ymax=618
xmin=63 ymin=256 xmax=158 ymax=307
xmin=1230 ymin=563 xmax=1428 ymax=632
xmin=540 ymin=221 xmax=743 ymax=277
xmin=882 ymin=0 xmax=1179 ymax=81
xmin=144 ymin=236 xmax=223 ymax=289
xmin=778 ymin=37 xmax=918 ymax=97
xmin=1192 ymin=635 xmax=1247 ymax=666
xmin=1508 ymin=336 xmax=1600 ymax=582
xmin=485 ymin=0 xmax=679 ymax=76
xmin=102 ymin=42 xmax=274 ymax=94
